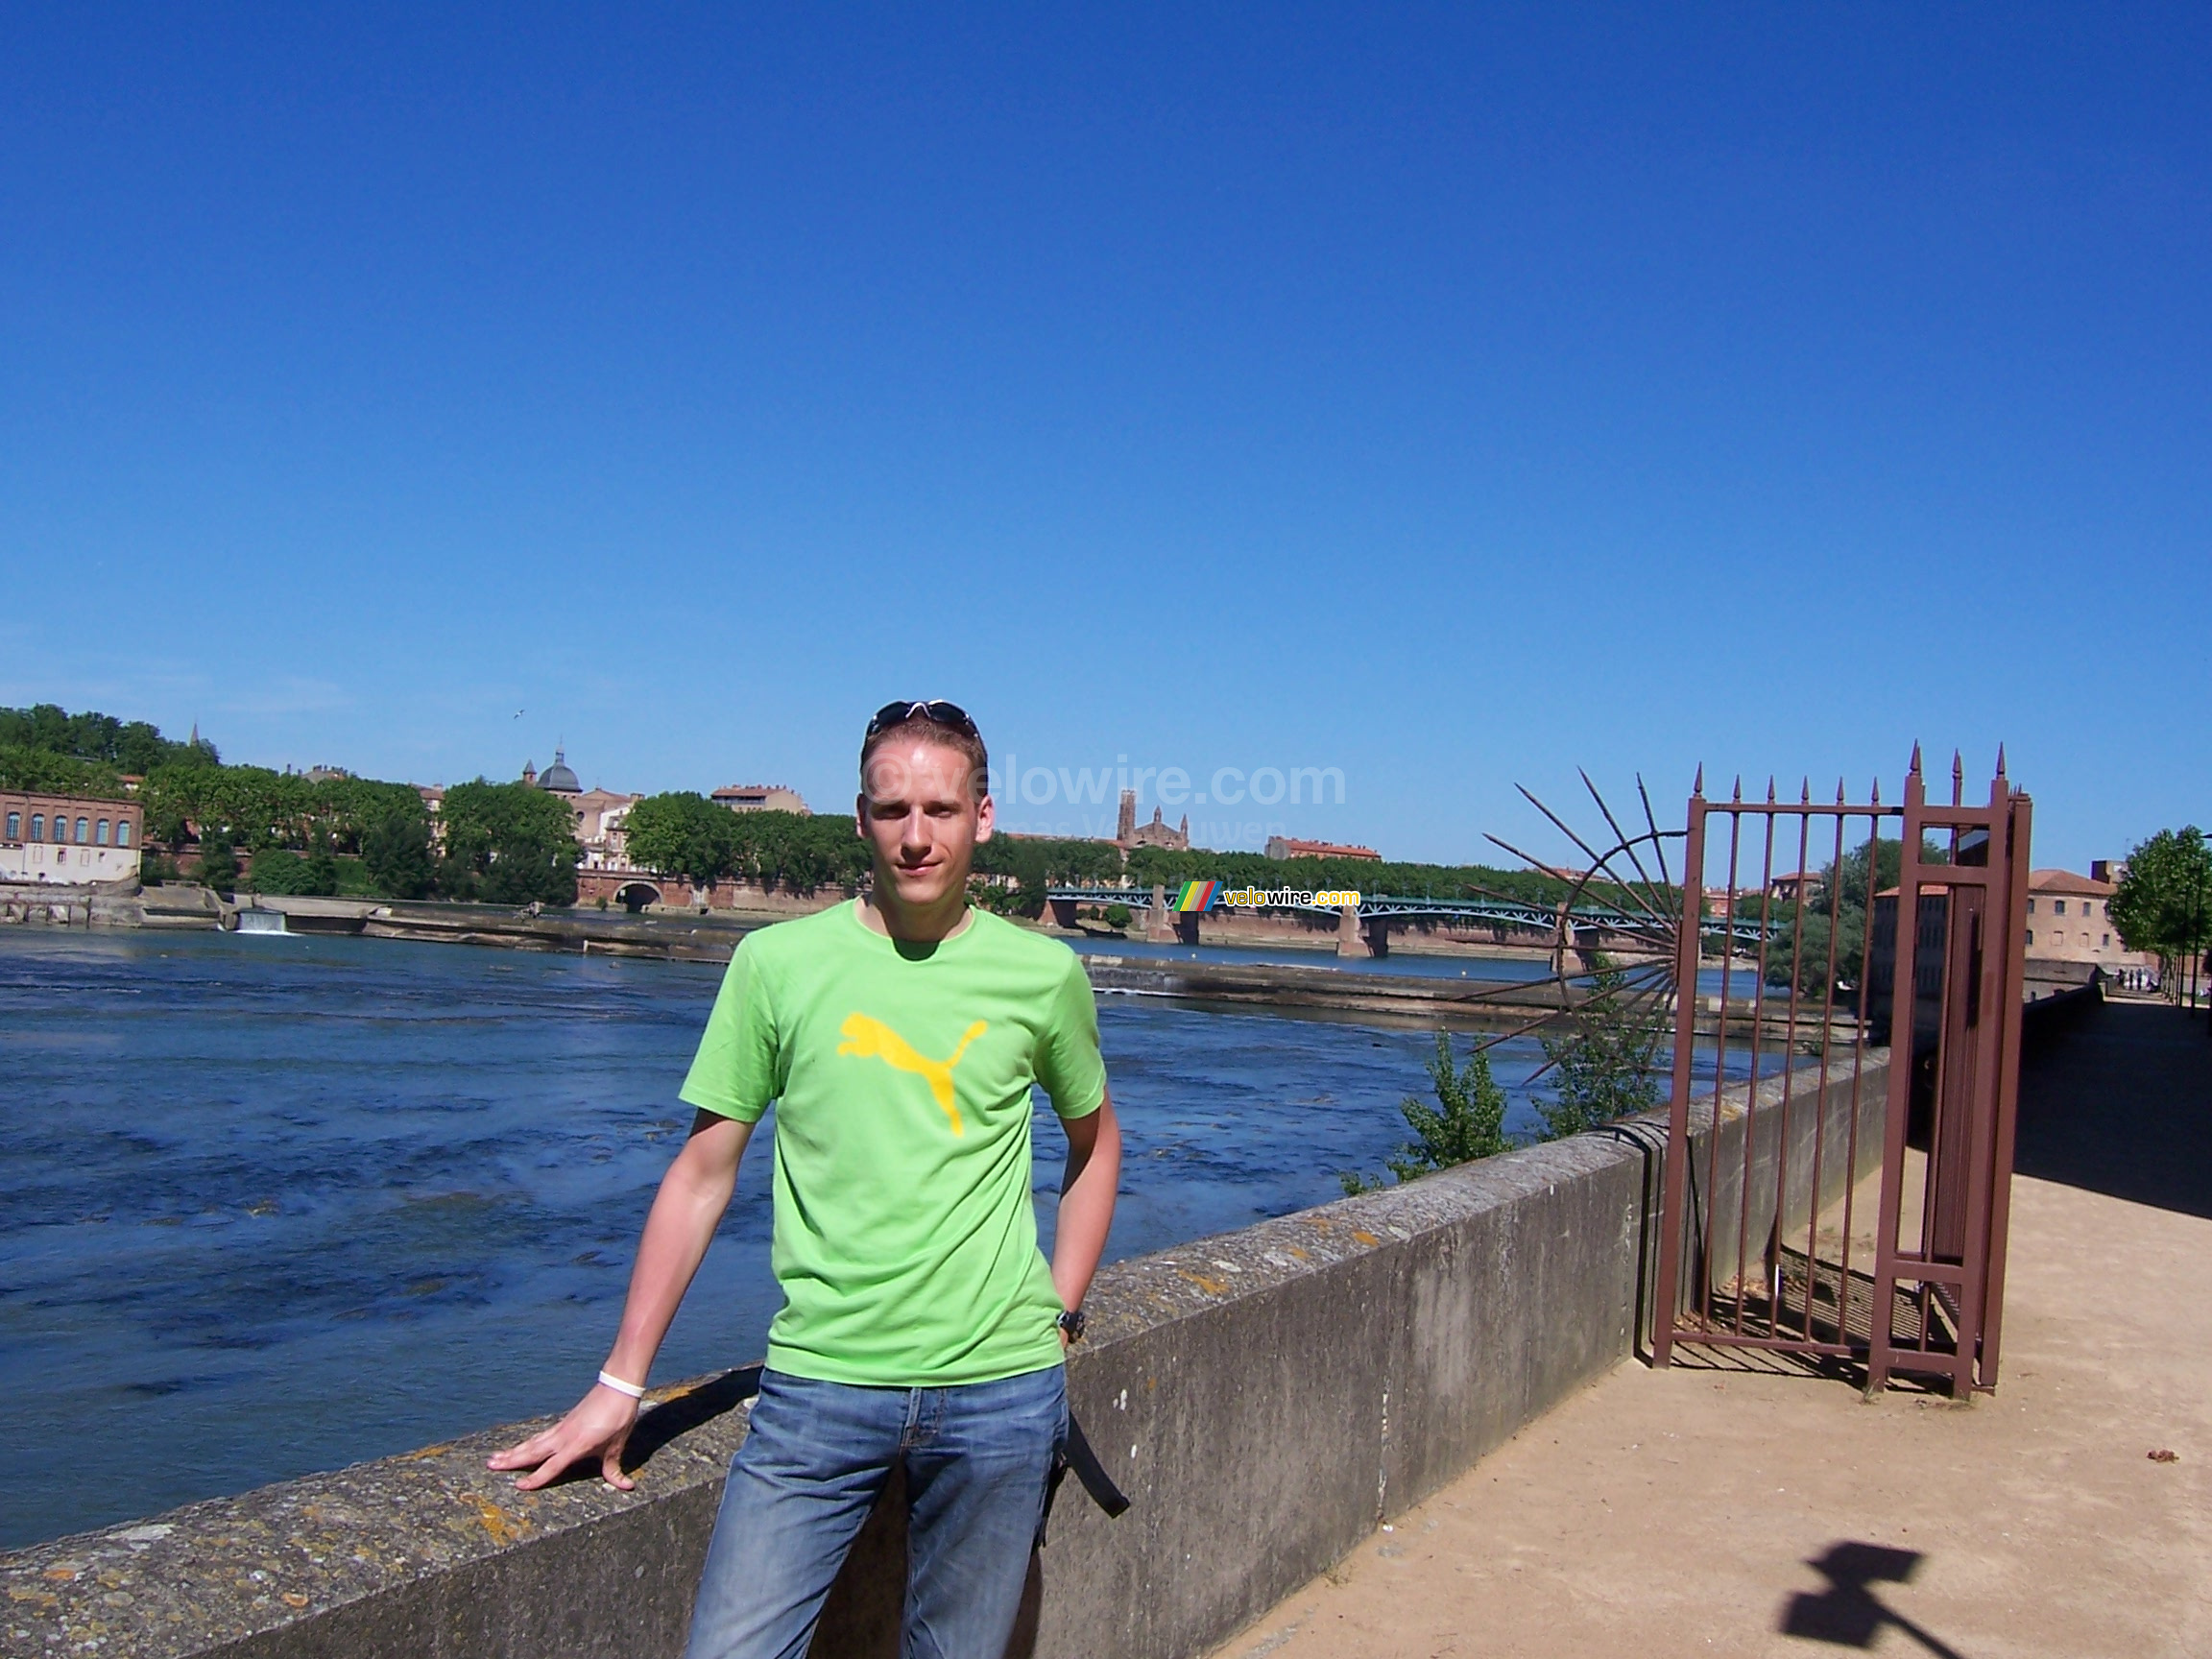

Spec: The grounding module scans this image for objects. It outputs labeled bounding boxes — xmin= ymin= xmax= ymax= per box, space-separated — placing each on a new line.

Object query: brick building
xmin=1264 ymin=836 xmax=1382 ymax=861
xmin=2025 ymin=867 xmax=2152 ymax=974
xmin=1 ymin=792 xmax=144 ymax=884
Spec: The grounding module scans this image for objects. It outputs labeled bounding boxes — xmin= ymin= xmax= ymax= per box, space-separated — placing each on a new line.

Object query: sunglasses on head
xmin=864 ymin=700 xmax=979 ymax=740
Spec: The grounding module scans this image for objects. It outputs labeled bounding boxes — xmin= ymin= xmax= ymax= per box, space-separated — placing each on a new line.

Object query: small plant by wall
xmin=1340 ymin=1031 xmax=1510 ymax=1193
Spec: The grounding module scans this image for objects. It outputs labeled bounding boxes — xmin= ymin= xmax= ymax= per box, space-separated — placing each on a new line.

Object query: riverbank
xmin=4 ymin=882 xmax=1790 ymax=1032
xmin=16 ymin=880 xmax=1583 ymax=965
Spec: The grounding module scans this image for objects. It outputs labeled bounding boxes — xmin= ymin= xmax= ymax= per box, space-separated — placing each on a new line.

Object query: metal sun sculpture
xmin=1442 ymin=769 xmax=1693 ymax=1078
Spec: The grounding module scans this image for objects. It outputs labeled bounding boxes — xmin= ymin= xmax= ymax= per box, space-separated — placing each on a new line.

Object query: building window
xmin=2103 ymin=933 xmax=2111 ymax=947
xmin=2025 ymin=928 xmax=2034 ymax=946
xmin=117 ymin=820 xmax=132 ymax=847
xmin=4 ymin=811 xmax=16 ymax=839
xmin=29 ymin=814 xmax=43 ymax=841
xmin=75 ymin=817 xmax=88 ymax=844
xmin=2026 ymin=898 xmax=2036 ymax=914
xmin=96 ymin=819 xmax=109 ymax=845
xmin=2053 ymin=899 xmax=2066 ymax=916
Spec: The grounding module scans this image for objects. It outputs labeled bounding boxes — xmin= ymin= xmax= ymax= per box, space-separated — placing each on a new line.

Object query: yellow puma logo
xmin=836 ymin=1013 xmax=989 ymax=1135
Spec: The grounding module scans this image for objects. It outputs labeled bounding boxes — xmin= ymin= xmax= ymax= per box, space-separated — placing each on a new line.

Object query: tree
xmin=1341 ymin=1032 xmax=1511 ymax=1192
xmin=0 ymin=746 xmax=126 ymax=799
xmin=622 ymin=793 xmax=739 ymax=887
xmin=1539 ymin=966 xmax=1664 ymax=1138
xmin=2111 ymin=828 xmax=2212 ymax=995
xmin=1004 ymin=841 xmax=1051 ymax=918
xmin=1762 ymin=834 xmax=1948 ymax=1000
xmin=196 ymin=830 xmax=239 ymax=895
xmin=729 ymin=810 xmax=872 ymax=894
xmin=361 ymin=803 xmax=436 ymax=900
xmin=0 ymin=704 xmax=214 ymax=769
xmin=301 ymin=836 xmax=341 ymax=898
xmin=437 ymin=781 xmax=580 ymax=906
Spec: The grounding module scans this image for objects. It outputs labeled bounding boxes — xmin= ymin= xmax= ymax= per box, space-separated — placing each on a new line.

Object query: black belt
xmin=1043 ymin=1408 xmax=1130 ymax=1542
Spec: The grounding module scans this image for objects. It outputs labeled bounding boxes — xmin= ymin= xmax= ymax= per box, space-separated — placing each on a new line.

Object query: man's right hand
xmin=486 ymin=1112 xmax=752 ymax=1494
xmin=487 ymin=1383 xmax=641 ymax=1492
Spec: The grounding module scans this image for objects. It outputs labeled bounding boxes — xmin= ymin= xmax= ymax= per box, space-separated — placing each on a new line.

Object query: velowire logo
xmin=1171 ymin=881 xmax=1362 ymax=912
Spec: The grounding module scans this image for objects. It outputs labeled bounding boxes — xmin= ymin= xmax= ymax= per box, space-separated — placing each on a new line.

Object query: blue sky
xmin=3 ymin=5 xmax=2205 ymax=869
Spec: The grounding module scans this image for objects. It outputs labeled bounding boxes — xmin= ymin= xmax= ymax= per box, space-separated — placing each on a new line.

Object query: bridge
xmin=1043 ymin=885 xmax=1771 ymax=958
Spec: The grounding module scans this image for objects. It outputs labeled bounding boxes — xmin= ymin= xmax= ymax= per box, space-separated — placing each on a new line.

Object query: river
xmin=1 ymin=925 xmax=1696 ymax=1548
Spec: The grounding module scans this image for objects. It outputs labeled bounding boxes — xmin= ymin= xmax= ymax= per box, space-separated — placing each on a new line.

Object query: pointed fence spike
xmin=1871 ymin=777 xmax=1882 ymax=805
xmin=1836 ymin=778 xmax=1847 ymax=805
xmin=1910 ymin=741 xmax=1923 ymax=775
xmin=1693 ymin=764 xmax=1704 ymax=797
xmin=1731 ymin=775 xmax=1743 ymax=803
xmin=1800 ymin=777 xmax=1812 ymax=805
xmin=1766 ymin=776 xmax=1777 ymax=804
xmin=1996 ymin=742 xmax=2008 ymax=779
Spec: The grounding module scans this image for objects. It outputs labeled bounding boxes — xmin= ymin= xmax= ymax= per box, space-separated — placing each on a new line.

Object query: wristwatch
xmin=1056 ymin=1307 xmax=1086 ymax=1344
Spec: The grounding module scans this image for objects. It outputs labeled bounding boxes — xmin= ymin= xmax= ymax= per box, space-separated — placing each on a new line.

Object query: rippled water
xmin=2 ymin=927 xmax=1615 ymax=1547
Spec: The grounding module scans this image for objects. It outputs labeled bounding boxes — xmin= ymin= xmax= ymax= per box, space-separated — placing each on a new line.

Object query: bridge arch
xmin=614 ymin=880 xmax=661 ymax=914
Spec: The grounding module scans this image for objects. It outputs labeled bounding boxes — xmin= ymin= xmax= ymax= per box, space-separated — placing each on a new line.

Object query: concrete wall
xmin=1673 ymin=1053 xmax=1892 ymax=1300
xmin=0 ymin=878 xmax=148 ymax=928
xmin=0 ymin=840 xmax=141 ymax=884
xmin=0 ymin=1055 xmax=1887 ymax=1659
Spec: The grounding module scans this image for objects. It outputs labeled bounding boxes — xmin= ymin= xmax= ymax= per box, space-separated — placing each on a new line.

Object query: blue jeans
xmin=682 ymin=1364 xmax=1068 ymax=1659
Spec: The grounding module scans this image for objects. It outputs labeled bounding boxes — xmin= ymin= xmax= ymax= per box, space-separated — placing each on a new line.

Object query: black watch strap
xmin=1056 ymin=1307 xmax=1086 ymax=1342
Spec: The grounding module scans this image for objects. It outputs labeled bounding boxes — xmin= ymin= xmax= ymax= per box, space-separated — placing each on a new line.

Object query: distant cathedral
xmin=520 ymin=746 xmax=581 ymax=794
xmin=1116 ymin=788 xmax=1189 ymax=851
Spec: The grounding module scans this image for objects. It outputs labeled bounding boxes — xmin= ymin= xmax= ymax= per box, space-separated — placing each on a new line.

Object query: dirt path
xmin=1211 ymin=1004 xmax=2212 ymax=1659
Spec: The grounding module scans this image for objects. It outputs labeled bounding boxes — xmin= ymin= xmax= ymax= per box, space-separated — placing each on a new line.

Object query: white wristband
xmin=597 ymin=1369 xmax=647 ymax=1401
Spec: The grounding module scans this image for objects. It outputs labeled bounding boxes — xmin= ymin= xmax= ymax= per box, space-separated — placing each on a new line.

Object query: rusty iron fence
xmin=1651 ymin=748 xmax=2032 ymax=1395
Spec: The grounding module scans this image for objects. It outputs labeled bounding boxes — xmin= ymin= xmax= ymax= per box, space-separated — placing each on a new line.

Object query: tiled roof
xmin=2030 ymin=868 xmax=2115 ymax=897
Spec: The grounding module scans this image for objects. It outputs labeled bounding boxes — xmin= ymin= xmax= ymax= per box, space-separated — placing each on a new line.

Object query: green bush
xmin=246 ymin=849 xmax=305 ymax=894
xmin=1538 ymin=967 xmax=1664 ymax=1139
xmin=1340 ymin=1032 xmax=1511 ymax=1192
xmin=245 ymin=846 xmax=340 ymax=897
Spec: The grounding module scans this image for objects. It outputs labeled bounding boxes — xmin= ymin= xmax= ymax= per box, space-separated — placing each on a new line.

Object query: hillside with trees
xmin=1 ymin=705 xmax=575 ymax=905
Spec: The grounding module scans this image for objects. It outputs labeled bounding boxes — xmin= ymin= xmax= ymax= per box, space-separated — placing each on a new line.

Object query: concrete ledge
xmin=2 ymin=1054 xmax=1887 ymax=1659
xmin=0 ymin=878 xmax=145 ymax=928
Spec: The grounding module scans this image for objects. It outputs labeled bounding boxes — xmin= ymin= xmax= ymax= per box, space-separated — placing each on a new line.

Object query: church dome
xmin=537 ymin=747 xmax=581 ymax=793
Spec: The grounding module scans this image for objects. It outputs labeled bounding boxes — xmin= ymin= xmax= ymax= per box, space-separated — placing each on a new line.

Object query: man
xmin=491 ymin=700 xmax=1122 ymax=1658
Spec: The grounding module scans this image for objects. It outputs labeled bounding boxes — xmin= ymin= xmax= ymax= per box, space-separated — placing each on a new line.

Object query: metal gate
xmin=1651 ymin=748 xmax=2032 ymax=1395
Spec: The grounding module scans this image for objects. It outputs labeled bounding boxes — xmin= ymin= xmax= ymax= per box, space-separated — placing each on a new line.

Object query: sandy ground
xmin=1210 ymin=1007 xmax=2212 ymax=1659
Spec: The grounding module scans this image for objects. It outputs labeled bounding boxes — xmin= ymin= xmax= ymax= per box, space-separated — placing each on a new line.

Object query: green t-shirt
xmin=678 ymin=900 xmax=1108 ymax=1386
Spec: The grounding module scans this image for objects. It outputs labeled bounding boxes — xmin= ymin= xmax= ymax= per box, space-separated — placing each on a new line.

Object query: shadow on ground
xmin=2013 ymin=998 xmax=2212 ymax=1221
xmin=1780 ymin=1541 xmax=1970 ymax=1657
